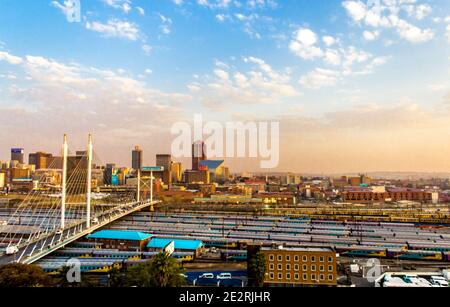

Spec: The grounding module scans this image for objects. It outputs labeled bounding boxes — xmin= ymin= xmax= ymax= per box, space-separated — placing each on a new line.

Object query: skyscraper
xmin=156 ymin=154 xmax=172 ymax=187
xmin=29 ymin=152 xmax=53 ymax=170
xmin=192 ymin=141 xmax=206 ymax=171
xmin=156 ymin=154 xmax=171 ymax=171
xmin=11 ymin=148 xmax=24 ymax=164
xmin=132 ymin=146 xmax=143 ymax=171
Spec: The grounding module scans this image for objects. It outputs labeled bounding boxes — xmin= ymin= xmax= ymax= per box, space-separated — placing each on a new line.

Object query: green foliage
xmin=108 ymin=266 xmax=125 ymax=287
xmin=0 ymin=263 xmax=53 ymax=287
xmin=248 ymin=252 xmax=266 ymax=287
xmin=124 ymin=252 xmax=186 ymax=287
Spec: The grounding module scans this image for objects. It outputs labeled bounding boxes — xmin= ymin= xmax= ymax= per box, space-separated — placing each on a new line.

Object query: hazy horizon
xmin=1 ymin=0 xmax=449 ymax=173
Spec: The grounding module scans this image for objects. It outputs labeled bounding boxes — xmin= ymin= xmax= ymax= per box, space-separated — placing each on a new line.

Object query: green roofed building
xmin=147 ymin=238 xmax=204 ymax=257
xmin=87 ymin=230 xmax=153 ymax=251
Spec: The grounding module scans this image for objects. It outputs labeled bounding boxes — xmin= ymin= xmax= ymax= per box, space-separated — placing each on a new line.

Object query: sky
xmin=0 ymin=0 xmax=450 ymax=173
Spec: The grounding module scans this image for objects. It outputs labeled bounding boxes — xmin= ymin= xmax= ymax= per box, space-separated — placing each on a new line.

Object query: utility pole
xmin=86 ymin=134 xmax=93 ymax=228
xmin=61 ymin=134 xmax=68 ymax=230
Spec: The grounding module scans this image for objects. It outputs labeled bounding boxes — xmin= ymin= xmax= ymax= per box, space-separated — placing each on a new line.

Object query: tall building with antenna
xmin=192 ymin=140 xmax=206 ymax=171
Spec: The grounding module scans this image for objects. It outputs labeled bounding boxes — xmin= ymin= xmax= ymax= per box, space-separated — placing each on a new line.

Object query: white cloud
xmin=103 ymin=0 xmax=132 ymax=14
xmin=363 ymin=30 xmax=379 ymax=41
xmin=322 ymin=36 xmax=337 ymax=47
xmin=289 ymin=28 xmax=323 ymax=60
xmin=0 ymin=51 xmax=23 ymax=65
xmin=188 ymin=57 xmax=298 ymax=109
xmin=299 ymin=68 xmax=340 ymax=89
xmin=136 ymin=6 xmax=145 ymax=16
xmin=142 ymin=44 xmax=152 ymax=55
xmin=85 ymin=19 xmax=140 ymax=41
xmin=342 ymin=0 xmax=435 ymax=44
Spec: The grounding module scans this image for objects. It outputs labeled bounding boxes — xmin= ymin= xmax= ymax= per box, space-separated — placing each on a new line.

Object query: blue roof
xmin=199 ymin=160 xmax=224 ymax=170
xmin=87 ymin=230 xmax=152 ymax=241
xmin=147 ymin=238 xmax=203 ymax=250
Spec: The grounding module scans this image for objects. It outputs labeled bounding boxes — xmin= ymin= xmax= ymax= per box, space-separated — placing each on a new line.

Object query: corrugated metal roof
xmin=147 ymin=238 xmax=203 ymax=250
xmin=87 ymin=230 xmax=152 ymax=241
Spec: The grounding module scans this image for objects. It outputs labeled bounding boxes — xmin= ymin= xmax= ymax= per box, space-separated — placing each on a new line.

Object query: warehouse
xmin=147 ymin=238 xmax=204 ymax=257
xmin=87 ymin=230 xmax=153 ymax=251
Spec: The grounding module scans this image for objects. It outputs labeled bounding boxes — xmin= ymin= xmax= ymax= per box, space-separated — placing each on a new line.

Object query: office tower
xmin=192 ymin=140 xmax=206 ymax=171
xmin=104 ymin=163 xmax=116 ymax=185
xmin=132 ymin=146 xmax=143 ymax=171
xmin=156 ymin=154 xmax=171 ymax=171
xmin=29 ymin=152 xmax=53 ymax=170
xmin=11 ymin=148 xmax=24 ymax=164
xmin=156 ymin=154 xmax=172 ymax=186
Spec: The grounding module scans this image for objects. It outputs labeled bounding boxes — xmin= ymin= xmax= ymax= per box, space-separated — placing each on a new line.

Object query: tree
xmin=108 ymin=266 xmax=125 ymax=287
xmin=124 ymin=252 xmax=186 ymax=287
xmin=248 ymin=252 xmax=266 ymax=287
xmin=0 ymin=263 xmax=53 ymax=287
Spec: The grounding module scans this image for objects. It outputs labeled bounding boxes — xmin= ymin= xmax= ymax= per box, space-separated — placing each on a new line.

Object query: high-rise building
xmin=29 ymin=152 xmax=53 ymax=170
xmin=11 ymin=148 xmax=24 ymax=164
xmin=156 ymin=154 xmax=171 ymax=171
xmin=192 ymin=141 xmax=206 ymax=171
xmin=156 ymin=154 xmax=172 ymax=187
xmin=171 ymin=162 xmax=183 ymax=183
xmin=132 ymin=146 xmax=143 ymax=171
xmin=104 ymin=163 xmax=116 ymax=185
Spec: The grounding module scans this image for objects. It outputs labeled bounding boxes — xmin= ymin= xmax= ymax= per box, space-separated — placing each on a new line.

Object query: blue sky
xmin=0 ymin=0 xmax=450 ymax=172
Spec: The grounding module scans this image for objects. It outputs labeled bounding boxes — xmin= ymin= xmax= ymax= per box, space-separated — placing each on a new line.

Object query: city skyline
xmin=0 ymin=0 xmax=450 ymax=173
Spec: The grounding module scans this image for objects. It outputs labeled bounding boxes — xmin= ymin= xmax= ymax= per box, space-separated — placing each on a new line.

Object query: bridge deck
xmin=0 ymin=200 xmax=159 ymax=265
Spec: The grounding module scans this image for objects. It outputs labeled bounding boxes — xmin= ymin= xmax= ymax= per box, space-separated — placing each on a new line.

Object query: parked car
xmin=199 ymin=273 xmax=214 ymax=279
xmin=6 ymin=245 xmax=18 ymax=255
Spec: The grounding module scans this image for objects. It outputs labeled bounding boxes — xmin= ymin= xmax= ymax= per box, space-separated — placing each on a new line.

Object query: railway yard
xmin=2 ymin=203 xmax=450 ymax=287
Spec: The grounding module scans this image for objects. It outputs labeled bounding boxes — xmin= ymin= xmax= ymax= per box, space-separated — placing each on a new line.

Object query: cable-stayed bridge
xmin=0 ymin=134 xmax=158 ymax=264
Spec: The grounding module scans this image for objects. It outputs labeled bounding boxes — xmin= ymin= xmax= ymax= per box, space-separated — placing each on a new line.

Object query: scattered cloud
xmin=85 ymin=19 xmax=140 ymax=40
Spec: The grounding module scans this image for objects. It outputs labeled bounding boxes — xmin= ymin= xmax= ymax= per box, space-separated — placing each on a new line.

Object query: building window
xmin=311 ymin=256 xmax=316 ymax=262
xmin=269 ymin=263 xmax=274 ymax=271
xmin=286 ymin=264 xmax=291 ymax=271
xmin=328 ymin=257 xmax=333 ymax=262
xmin=302 ymin=255 xmax=307 ymax=262
xmin=302 ymin=264 xmax=308 ymax=271
xmin=278 ymin=273 xmax=282 ymax=280
xmin=320 ymin=256 xmax=324 ymax=262
xmin=286 ymin=273 xmax=291 ymax=280
xmin=311 ymin=265 xmax=316 ymax=271
xmin=320 ymin=265 xmax=325 ymax=272
xmin=320 ymin=274 xmax=325 ymax=281
xmin=311 ymin=274 xmax=317 ymax=282
xmin=328 ymin=265 xmax=333 ymax=272
xmin=294 ymin=255 xmax=299 ymax=262
xmin=294 ymin=273 xmax=299 ymax=280
xmin=286 ymin=255 xmax=291 ymax=262
xmin=302 ymin=273 xmax=308 ymax=280
xmin=269 ymin=254 xmax=274 ymax=261
xmin=269 ymin=272 xmax=274 ymax=280
xmin=277 ymin=255 xmax=282 ymax=261
xmin=328 ymin=274 xmax=334 ymax=281
xmin=294 ymin=264 xmax=299 ymax=271
xmin=277 ymin=264 xmax=282 ymax=271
